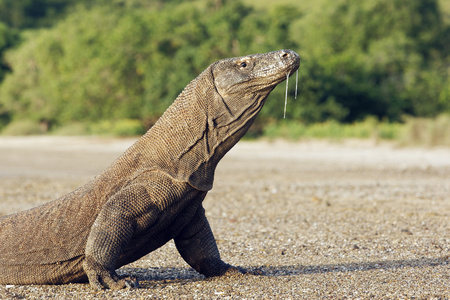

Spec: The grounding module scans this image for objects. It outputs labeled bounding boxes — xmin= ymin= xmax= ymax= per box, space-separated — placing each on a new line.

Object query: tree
xmin=0 ymin=0 xmax=300 ymax=130
xmin=293 ymin=0 xmax=449 ymax=122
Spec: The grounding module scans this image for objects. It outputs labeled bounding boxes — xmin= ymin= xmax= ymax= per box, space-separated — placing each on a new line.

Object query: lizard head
xmin=209 ymin=49 xmax=300 ymax=130
xmin=152 ymin=49 xmax=299 ymax=191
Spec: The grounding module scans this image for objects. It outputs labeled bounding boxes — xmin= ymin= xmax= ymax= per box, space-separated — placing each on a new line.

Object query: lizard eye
xmin=240 ymin=62 xmax=248 ymax=68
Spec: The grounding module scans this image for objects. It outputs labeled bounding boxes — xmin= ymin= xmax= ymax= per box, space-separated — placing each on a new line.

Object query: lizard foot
xmin=221 ymin=266 xmax=264 ymax=277
xmin=83 ymin=257 xmax=140 ymax=290
xmin=89 ymin=272 xmax=139 ymax=290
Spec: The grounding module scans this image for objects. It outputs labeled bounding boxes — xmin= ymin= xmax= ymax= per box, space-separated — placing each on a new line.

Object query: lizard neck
xmin=133 ymin=65 xmax=265 ymax=191
xmin=131 ymin=66 xmax=226 ymax=191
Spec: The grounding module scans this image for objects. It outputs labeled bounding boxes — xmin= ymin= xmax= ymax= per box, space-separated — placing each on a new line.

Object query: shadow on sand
xmin=250 ymin=255 xmax=449 ymax=276
xmin=120 ymin=255 xmax=448 ymax=287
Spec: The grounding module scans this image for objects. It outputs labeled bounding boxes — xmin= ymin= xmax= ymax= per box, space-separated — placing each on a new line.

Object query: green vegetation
xmin=263 ymin=117 xmax=395 ymax=141
xmin=400 ymin=114 xmax=450 ymax=146
xmin=0 ymin=0 xmax=298 ymax=129
xmin=50 ymin=119 xmax=146 ymax=136
xmin=0 ymin=0 xmax=449 ymax=146
xmin=1 ymin=119 xmax=47 ymax=135
xmin=263 ymin=114 xmax=450 ymax=147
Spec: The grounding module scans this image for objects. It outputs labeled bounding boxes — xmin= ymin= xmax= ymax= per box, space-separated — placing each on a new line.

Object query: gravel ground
xmin=0 ymin=136 xmax=449 ymax=299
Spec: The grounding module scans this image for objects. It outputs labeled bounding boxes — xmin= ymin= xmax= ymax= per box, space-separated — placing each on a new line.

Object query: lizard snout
xmin=278 ymin=49 xmax=300 ymax=75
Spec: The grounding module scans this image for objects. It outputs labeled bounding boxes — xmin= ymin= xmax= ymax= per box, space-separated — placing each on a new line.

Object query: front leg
xmin=83 ymin=185 xmax=152 ymax=290
xmin=174 ymin=205 xmax=242 ymax=277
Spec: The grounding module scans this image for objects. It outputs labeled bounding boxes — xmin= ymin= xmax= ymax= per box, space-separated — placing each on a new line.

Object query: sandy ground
xmin=0 ymin=136 xmax=449 ymax=299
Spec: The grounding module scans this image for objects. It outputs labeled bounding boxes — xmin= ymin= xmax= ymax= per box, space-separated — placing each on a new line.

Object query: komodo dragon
xmin=0 ymin=49 xmax=300 ymax=290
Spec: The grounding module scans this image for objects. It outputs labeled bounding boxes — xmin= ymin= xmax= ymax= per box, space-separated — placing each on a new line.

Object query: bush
xmin=0 ymin=0 xmax=299 ymax=130
xmin=88 ymin=119 xmax=146 ymax=136
xmin=400 ymin=114 xmax=450 ymax=146
xmin=110 ymin=119 xmax=146 ymax=137
xmin=0 ymin=0 xmax=448 ymax=134
xmin=51 ymin=122 xmax=89 ymax=136
xmin=293 ymin=0 xmax=449 ymax=122
xmin=1 ymin=120 xmax=47 ymax=135
xmin=262 ymin=117 xmax=402 ymax=141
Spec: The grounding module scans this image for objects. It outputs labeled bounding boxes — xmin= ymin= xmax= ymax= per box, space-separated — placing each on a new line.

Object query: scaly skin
xmin=0 ymin=49 xmax=300 ymax=289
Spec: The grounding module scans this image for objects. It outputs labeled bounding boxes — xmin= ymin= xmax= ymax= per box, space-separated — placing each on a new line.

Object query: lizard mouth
xmin=260 ymin=49 xmax=300 ymax=81
xmin=245 ymin=49 xmax=300 ymax=92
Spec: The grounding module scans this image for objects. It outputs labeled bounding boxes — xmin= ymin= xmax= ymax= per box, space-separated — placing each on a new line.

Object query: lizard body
xmin=0 ymin=49 xmax=300 ymax=289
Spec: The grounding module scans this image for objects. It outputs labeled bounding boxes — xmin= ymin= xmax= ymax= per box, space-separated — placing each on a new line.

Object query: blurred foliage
xmin=400 ymin=114 xmax=450 ymax=146
xmin=263 ymin=117 xmax=403 ymax=141
xmin=294 ymin=0 xmax=450 ymax=123
xmin=1 ymin=119 xmax=47 ymax=135
xmin=262 ymin=114 xmax=450 ymax=147
xmin=0 ymin=0 xmax=449 ymax=135
xmin=0 ymin=22 xmax=18 ymax=81
xmin=0 ymin=0 xmax=89 ymax=29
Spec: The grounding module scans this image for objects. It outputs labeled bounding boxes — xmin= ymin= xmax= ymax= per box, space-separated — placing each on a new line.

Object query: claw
xmin=83 ymin=257 xmax=140 ymax=290
xmin=222 ymin=266 xmax=264 ymax=277
xmin=221 ymin=265 xmax=264 ymax=277
xmin=124 ymin=277 xmax=140 ymax=289
xmin=222 ymin=266 xmax=244 ymax=277
xmin=87 ymin=273 xmax=140 ymax=290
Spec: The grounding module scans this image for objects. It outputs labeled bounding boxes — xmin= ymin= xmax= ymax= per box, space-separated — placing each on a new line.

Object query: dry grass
xmin=400 ymin=114 xmax=450 ymax=147
xmin=262 ymin=114 xmax=450 ymax=147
